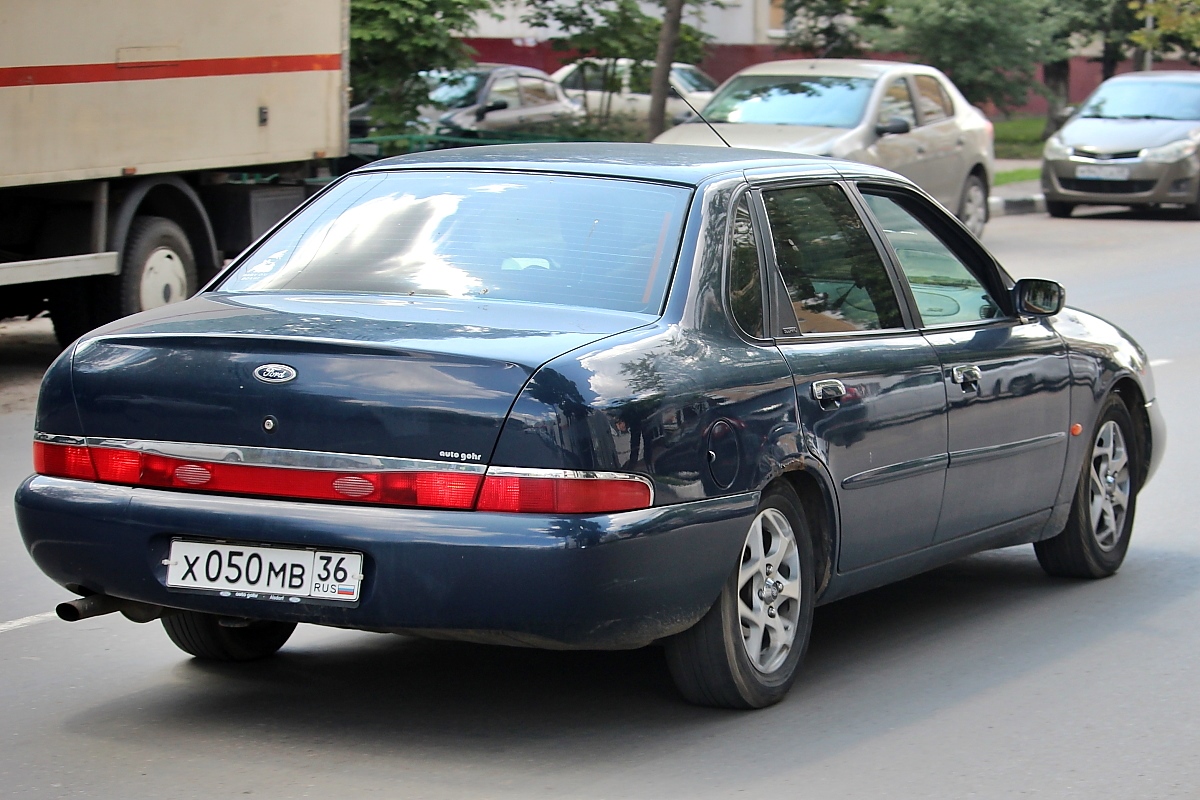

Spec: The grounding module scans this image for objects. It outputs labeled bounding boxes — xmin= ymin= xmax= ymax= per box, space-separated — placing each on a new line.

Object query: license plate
xmin=1076 ymin=164 xmax=1131 ymax=180
xmin=165 ymin=540 xmax=363 ymax=602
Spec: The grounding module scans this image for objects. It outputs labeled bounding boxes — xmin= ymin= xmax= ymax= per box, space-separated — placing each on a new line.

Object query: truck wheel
xmin=117 ymin=216 xmax=197 ymax=317
xmin=162 ymin=611 xmax=296 ymax=661
xmin=664 ymin=484 xmax=815 ymax=708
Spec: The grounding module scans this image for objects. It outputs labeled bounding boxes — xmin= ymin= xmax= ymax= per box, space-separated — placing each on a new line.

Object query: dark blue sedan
xmin=16 ymin=144 xmax=1165 ymax=708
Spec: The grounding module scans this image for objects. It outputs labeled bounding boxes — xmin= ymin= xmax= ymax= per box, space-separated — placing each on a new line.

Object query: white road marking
xmin=0 ymin=612 xmax=56 ymax=634
xmin=1150 ymin=359 xmax=1172 ymax=367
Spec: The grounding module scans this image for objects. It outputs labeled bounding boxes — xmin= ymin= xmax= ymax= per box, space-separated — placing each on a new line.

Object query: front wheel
xmin=1046 ymin=200 xmax=1075 ymax=218
xmin=665 ymin=484 xmax=815 ymax=708
xmin=1034 ymin=394 xmax=1138 ymax=578
xmin=957 ymin=173 xmax=988 ymax=238
xmin=162 ymin=611 xmax=296 ymax=661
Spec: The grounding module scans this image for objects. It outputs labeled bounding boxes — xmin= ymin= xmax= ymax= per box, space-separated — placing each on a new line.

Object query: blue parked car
xmin=16 ymin=144 xmax=1164 ymax=708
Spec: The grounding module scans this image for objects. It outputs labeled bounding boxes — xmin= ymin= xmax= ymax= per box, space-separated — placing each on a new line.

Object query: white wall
xmin=472 ymin=0 xmax=779 ymax=46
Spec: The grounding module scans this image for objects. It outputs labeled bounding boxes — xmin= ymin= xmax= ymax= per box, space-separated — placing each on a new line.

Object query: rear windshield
xmin=703 ymin=75 xmax=875 ymax=127
xmin=1080 ymin=80 xmax=1200 ymax=120
xmin=219 ymin=172 xmax=691 ymax=315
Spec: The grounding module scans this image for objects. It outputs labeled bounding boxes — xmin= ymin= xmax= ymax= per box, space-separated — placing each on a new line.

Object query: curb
xmin=989 ymin=194 xmax=1046 ymax=218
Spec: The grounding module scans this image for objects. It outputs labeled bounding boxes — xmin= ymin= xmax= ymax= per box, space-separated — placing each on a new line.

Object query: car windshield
xmin=219 ymin=172 xmax=691 ymax=315
xmin=702 ymin=75 xmax=875 ymax=127
xmin=672 ymin=65 xmax=717 ymax=93
xmin=423 ymin=70 xmax=488 ymax=109
xmin=1079 ymin=80 xmax=1200 ymax=120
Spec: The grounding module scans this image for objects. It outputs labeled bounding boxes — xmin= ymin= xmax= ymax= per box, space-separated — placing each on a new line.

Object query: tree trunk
xmin=1042 ymin=59 xmax=1070 ymax=138
xmin=648 ymin=0 xmax=685 ymax=140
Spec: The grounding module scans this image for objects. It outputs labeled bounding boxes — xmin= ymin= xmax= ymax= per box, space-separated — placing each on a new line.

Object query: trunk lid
xmin=69 ymin=293 xmax=652 ymax=463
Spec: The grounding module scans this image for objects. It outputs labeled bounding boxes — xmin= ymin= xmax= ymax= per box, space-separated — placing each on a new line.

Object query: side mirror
xmin=875 ymin=117 xmax=911 ymax=136
xmin=1013 ymin=278 xmax=1065 ymax=316
xmin=475 ymin=98 xmax=508 ymax=121
xmin=1054 ymin=105 xmax=1076 ymax=124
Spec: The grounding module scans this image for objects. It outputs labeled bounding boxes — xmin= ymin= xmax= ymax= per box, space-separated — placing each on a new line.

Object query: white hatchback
xmin=654 ymin=59 xmax=995 ymax=237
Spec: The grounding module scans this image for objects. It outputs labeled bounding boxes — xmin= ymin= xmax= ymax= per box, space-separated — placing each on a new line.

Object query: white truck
xmin=0 ymin=0 xmax=348 ymax=345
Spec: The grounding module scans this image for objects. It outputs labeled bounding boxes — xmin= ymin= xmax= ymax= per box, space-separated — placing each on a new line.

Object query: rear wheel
xmin=957 ymin=173 xmax=988 ymax=237
xmin=1034 ymin=394 xmax=1138 ymax=578
xmin=162 ymin=611 xmax=296 ymax=661
xmin=665 ymin=484 xmax=815 ymax=708
xmin=114 ymin=216 xmax=197 ymax=317
xmin=1046 ymin=200 xmax=1075 ymax=218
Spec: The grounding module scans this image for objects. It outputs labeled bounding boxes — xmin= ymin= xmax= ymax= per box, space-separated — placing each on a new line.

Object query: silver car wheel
xmin=1089 ymin=420 xmax=1131 ymax=552
xmin=959 ymin=177 xmax=988 ymax=238
xmin=738 ymin=507 xmax=802 ymax=674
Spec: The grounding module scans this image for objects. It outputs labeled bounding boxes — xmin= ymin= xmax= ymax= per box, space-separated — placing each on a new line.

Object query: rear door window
xmin=913 ymin=76 xmax=954 ymax=123
xmin=762 ymin=184 xmax=904 ymax=334
xmin=519 ymin=77 xmax=559 ymax=107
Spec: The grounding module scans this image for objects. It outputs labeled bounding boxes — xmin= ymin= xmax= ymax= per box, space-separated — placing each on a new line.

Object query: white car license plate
xmin=1076 ymin=164 xmax=1131 ymax=180
xmin=166 ymin=540 xmax=363 ymax=602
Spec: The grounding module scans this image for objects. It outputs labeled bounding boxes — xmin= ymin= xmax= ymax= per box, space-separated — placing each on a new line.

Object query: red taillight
xmin=33 ymin=441 xmax=97 ymax=480
xmin=35 ymin=442 xmax=481 ymax=510
xmin=476 ymin=475 xmax=652 ymax=514
xmin=35 ymin=441 xmax=652 ymax=514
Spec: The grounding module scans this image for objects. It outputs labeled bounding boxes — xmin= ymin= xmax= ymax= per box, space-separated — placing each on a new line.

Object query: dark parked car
xmin=17 ymin=144 xmax=1164 ymax=709
xmin=1043 ymin=71 xmax=1200 ymax=217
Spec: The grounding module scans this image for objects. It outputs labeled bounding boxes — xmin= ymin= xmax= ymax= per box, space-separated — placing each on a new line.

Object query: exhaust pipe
xmin=56 ymin=594 xmax=163 ymax=623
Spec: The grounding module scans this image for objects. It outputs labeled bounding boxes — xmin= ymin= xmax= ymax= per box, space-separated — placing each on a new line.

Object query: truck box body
xmin=0 ymin=0 xmax=347 ymax=188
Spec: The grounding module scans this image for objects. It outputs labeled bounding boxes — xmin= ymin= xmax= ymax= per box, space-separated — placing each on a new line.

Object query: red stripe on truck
xmin=0 ymin=54 xmax=342 ymax=88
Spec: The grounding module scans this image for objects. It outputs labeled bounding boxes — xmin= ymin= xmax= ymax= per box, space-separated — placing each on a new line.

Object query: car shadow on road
xmin=63 ymin=540 xmax=1200 ymax=772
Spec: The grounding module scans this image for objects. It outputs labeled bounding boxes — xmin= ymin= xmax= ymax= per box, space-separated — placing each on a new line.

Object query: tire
xmin=1046 ymin=201 xmax=1075 ymax=218
xmin=161 ymin=611 xmax=296 ymax=661
xmin=1034 ymin=394 xmax=1138 ymax=578
xmin=957 ymin=173 xmax=988 ymax=238
xmin=113 ymin=215 xmax=197 ymax=318
xmin=665 ymin=484 xmax=816 ymax=709
xmin=1182 ymin=195 xmax=1200 ymax=220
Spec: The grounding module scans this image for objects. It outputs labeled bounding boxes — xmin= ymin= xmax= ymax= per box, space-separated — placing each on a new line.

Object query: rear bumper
xmin=1042 ymin=158 xmax=1199 ymax=206
xmin=15 ymin=477 xmax=755 ymax=649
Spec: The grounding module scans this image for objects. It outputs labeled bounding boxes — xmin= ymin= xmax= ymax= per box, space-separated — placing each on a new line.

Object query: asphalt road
xmin=1 ymin=208 xmax=1197 ymax=798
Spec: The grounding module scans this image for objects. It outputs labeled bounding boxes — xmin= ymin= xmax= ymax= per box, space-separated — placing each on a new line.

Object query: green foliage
xmin=350 ymin=0 xmax=495 ymax=132
xmin=994 ymin=116 xmax=1046 ymax=158
xmin=864 ymin=0 xmax=1056 ymax=110
xmin=782 ymin=0 xmax=891 ymax=57
xmin=1132 ymin=0 xmax=1200 ymax=51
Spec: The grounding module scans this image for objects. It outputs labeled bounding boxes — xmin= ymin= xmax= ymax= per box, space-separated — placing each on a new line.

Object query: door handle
xmin=812 ymin=379 xmax=847 ymax=409
xmin=951 ymin=365 xmax=982 ymax=389
xmin=916 ymin=145 xmax=927 ymax=155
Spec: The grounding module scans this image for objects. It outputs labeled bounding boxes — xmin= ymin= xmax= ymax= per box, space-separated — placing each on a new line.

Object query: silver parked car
xmin=654 ymin=59 xmax=995 ymax=237
xmin=1042 ymin=71 xmax=1200 ymax=218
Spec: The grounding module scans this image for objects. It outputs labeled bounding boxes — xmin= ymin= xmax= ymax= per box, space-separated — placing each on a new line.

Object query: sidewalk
xmin=990 ymin=158 xmax=1045 ymax=217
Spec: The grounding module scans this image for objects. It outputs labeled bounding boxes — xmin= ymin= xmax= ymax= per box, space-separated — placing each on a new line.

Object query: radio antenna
xmin=670 ymin=86 xmax=731 ymax=148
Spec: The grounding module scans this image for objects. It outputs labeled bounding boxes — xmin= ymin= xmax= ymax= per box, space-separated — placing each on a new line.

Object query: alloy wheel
xmin=738 ymin=507 xmax=803 ymax=674
xmin=1089 ymin=420 xmax=1131 ymax=552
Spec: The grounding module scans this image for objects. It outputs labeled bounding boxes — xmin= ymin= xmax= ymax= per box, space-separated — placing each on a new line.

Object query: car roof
xmin=732 ymin=58 xmax=937 ymax=79
xmin=362 ymin=142 xmax=854 ymax=186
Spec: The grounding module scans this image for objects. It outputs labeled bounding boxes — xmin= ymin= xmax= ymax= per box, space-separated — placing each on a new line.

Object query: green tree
xmin=1131 ymin=0 xmax=1200 ymax=53
xmin=865 ymin=0 xmax=1056 ymax=111
xmin=782 ymin=0 xmax=890 ymax=57
xmin=350 ymin=0 xmax=496 ymax=133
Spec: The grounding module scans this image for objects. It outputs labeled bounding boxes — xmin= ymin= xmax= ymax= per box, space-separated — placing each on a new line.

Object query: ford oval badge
xmin=254 ymin=364 xmax=297 ymax=384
